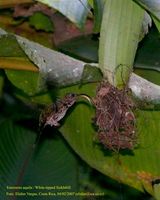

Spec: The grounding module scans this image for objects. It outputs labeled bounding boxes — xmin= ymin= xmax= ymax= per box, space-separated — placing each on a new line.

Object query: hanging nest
xmin=93 ymin=81 xmax=136 ymax=151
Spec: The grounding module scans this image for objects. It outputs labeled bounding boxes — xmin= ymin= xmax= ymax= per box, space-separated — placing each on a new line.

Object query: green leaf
xmin=99 ymin=0 xmax=144 ymax=88
xmin=0 ymin=120 xmax=78 ymax=199
xmin=0 ymin=34 xmax=26 ymax=57
xmin=135 ymin=0 xmax=160 ymax=21
xmin=0 ymin=33 xmax=38 ymax=72
xmin=135 ymin=27 xmax=160 ymax=72
xmin=80 ymin=64 xmax=102 ymax=84
xmin=0 ymin=29 xmax=54 ymax=104
xmin=153 ymin=16 xmax=160 ymax=32
xmin=59 ymin=83 xmax=160 ymax=196
xmin=36 ymin=0 xmax=90 ymax=29
xmin=58 ymin=35 xmax=99 ymax=63
xmin=5 ymin=69 xmax=55 ymax=105
xmin=29 ymin=12 xmax=54 ymax=32
xmin=134 ymin=26 xmax=160 ymax=86
xmin=5 ymin=70 xmax=40 ymax=96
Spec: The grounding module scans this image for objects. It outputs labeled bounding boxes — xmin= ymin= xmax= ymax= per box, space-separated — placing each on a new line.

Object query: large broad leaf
xmin=4 ymin=68 xmax=54 ymax=105
xmin=59 ymin=83 xmax=160 ymax=197
xmin=58 ymin=35 xmax=99 ymax=63
xmin=0 ymin=29 xmax=85 ymax=88
xmin=0 ymin=120 xmax=78 ymax=200
xmin=135 ymin=26 xmax=160 ymax=72
xmin=134 ymin=0 xmax=160 ymax=32
xmin=0 ymin=32 xmax=55 ymax=104
xmin=0 ymin=34 xmax=26 ymax=57
xmin=36 ymin=0 xmax=90 ymax=29
xmin=134 ymin=26 xmax=160 ymax=89
xmin=135 ymin=0 xmax=160 ymax=20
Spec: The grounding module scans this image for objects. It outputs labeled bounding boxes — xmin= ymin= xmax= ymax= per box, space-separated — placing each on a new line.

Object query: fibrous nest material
xmin=93 ymin=81 xmax=136 ymax=151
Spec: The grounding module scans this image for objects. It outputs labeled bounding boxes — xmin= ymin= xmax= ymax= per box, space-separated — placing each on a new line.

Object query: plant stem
xmin=99 ymin=0 xmax=144 ymax=88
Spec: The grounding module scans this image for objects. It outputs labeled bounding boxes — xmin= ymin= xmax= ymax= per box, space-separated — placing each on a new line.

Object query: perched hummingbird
xmin=39 ymin=93 xmax=78 ymax=130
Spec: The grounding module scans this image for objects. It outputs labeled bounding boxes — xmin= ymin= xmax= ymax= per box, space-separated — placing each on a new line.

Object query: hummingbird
xmin=39 ymin=93 xmax=78 ymax=129
xmin=39 ymin=93 xmax=92 ymax=130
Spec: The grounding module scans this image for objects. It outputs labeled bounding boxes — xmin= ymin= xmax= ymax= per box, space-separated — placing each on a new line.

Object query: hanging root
xmin=93 ymin=81 xmax=136 ymax=151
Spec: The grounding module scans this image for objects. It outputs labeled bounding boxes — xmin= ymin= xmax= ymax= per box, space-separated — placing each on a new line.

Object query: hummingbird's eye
xmin=69 ymin=93 xmax=76 ymax=97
